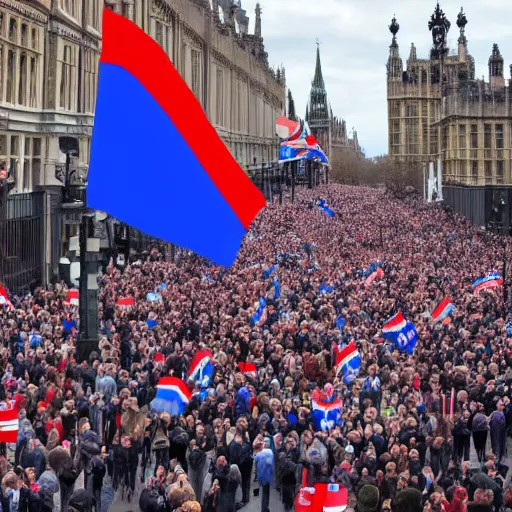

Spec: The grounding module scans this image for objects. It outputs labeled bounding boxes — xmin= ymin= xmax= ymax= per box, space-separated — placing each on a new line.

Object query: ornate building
xmin=0 ymin=0 xmax=285 ymax=289
xmin=305 ymin=44 xmax=364 ymax=170
xmin=387 ymin=3 xmax=512 ymax=186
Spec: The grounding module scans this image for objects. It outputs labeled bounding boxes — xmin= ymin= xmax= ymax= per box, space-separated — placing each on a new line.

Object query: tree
xmin=330 ymin=152 xmax=424 ymax=196
xmin=287 ymin=89 xmax=297 ymax=121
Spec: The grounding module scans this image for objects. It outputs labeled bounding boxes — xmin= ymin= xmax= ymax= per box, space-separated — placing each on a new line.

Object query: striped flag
xmin=66 ymin=289 xmax=79 ymax=306
xmin=0 ymin=405 xmax=19 ymax=443
xmin=431 ymin=297 xmax=455 ymax=323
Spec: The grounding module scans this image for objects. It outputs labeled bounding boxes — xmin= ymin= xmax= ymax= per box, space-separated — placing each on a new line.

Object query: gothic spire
xmin=409 ymin=42 xmax=417 ymax=61
xmin=254 ymin=3 xmax=261 ymax=38
xmin=312 ymin=41 xmax=325 ymax=89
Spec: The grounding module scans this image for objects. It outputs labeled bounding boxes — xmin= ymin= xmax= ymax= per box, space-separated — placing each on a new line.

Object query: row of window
xmin=0 ymin=134 xmax=42 ymax=192
xmin=446 ymin=159 xmax=505 ymax=183
xmin=0 ymin=44 xmax=39 ymax=107
xmin=0 ymin=13 xmax=40 ymax=52
xmin=442 ymin=123 xmax=506 ymax=151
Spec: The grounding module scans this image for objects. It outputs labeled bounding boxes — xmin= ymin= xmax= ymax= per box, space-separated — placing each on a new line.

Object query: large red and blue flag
xmin=87 ymin=8 xmax=265 ymax=267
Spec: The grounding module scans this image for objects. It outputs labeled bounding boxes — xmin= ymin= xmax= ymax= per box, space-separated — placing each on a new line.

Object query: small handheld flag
xmin=431 ymin=297 xmax=455 ymax=323
xmin=88 ymin=8 xmax=265 ymax=267
xmin=0 ymin=405 xmax=18 ymax=443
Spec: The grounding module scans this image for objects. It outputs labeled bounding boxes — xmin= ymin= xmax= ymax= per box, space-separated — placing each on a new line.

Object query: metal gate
xmin=0 ymin=191 xmax=44 ymax=294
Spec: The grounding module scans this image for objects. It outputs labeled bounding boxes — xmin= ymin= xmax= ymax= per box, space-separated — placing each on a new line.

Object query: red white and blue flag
xmin=150 ymin=377 xmax=191 ymax=416
xmin=431 ymin=297 xmax=455 ymax=323
xmin=87 ymin=8 xmax=265 ymax=267
xmin=382 ymin=312 xmax=418 ymax=354
xmin=187 ymin=350 xmax=215 ymax=388
xmin=334 ymin=341 xmax=360 ymax=384
xmin=472 ymin=273 xmax=503 ymax=296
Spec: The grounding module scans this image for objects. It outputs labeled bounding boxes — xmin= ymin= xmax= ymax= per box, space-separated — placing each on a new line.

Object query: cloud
xmin=240 ymin=0 xmax=512 ymax=157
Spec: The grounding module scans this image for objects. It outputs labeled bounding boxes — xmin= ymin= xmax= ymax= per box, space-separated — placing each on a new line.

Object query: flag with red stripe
xmin=0 ymin=405 xmax=19 ymax=443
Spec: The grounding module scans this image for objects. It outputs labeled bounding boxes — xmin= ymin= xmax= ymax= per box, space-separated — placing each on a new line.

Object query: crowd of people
xmin=0 ymin=184 xmax=511 ymax=512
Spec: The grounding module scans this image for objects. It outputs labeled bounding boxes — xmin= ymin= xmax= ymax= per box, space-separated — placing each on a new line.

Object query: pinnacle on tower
xmin=254 ymin=3 xmax=261 ymax=38
xmin=312 ymin=41 xmax=325 ymax=89
xmin=409 ymin=43 xmax=417 ymax=61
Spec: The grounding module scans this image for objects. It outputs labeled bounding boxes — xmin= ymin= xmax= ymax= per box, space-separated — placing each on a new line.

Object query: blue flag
xmin=263 ymin=264 xmax=278 ymax=279
xmin=273 ymin=276 xmax=281 ymax=299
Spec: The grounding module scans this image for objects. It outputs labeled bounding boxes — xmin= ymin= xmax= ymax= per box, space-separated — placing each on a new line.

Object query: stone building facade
xmin=305 ymin=45 xmax=364 ymax=174
xmin=387 ymin=3 xmax=512 ymax=186
xmin=0 ymin=0 xmax=285 ymax=289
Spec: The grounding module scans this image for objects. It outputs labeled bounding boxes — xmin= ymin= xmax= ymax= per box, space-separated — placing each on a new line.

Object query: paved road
xmin=109 ymin=480 xmax=282 ymax=512
xmin=109 ymin=434 xmax=512 ymax=511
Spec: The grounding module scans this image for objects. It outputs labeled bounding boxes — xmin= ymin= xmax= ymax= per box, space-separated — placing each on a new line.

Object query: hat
xmin=154 ymin=352 xmax=165 ymax=363
xmin=357 ymin=485 xmax=380 ymax=512
xmin=37 ymin=401 xmax=48 ymax=410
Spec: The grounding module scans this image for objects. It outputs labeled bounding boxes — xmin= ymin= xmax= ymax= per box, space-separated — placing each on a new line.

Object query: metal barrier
xmin=0 ymin=191 xmax=44 ymax=294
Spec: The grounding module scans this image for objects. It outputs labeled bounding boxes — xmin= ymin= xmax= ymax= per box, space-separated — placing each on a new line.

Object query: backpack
xmin=188 ymin=449 xmax=206 ymax=471
xmin=279 ymin=452 xmax=297 ymax=478
xmin=151 ymin=427 xmax=170 ymax=451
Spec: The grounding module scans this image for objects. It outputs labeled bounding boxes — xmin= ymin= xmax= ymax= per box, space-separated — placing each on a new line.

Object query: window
xmin=441 ymin=125 xmax=449 ymax=150
xmin=155 ymin=21 xmax=164 ymax=48
xmin=21 ymin=24 xmax=28 ymax=46
xmin=191 ymin=48 xmax=201 ymax=102
xmin=497 ymin=160 xmax=504 ymax=183
xmin=6 ymin=50 xmax=15 ymax=103
xmin=91 ymin=0 xmax=100 ymax=30
xmin=470 ymin=124 xmax=478 ymax=149
xmin=496 ymin=124 xmax=504 ymax=149
xmin=484 ymin=124 xmax=492 ymax=148
xmin=389 ymin=101 xmax=400 ymax=118
xmin=0 ymin=135 xmax=6 ymax=155
xmin=405 ymin=102 xmax=418 ymax=117
xmin=471 ymin=160 xmax=478 ymax=179
xmin=430 ymin=128 xmax=438 ymax=155
xmin=485 ymin=160 xmax=492 ymax=178
xmin=406 ymin=118 xmax=419 ymax=154
xmin=0 ymin=12 xmax=3 ymax=38
xmin=458 ymin=125 xmax=466 ymax=148
xmin=33 ymin=138 xmax=41 ymax=156
xmin=216 ymin=68 xmax=224 ymax=127
xmin=18 ymin=53 xmax=27 ymax=105
xmin=29 ymin=57 xmax=37 ymax=107
xmin=9 ymin=135 xmax=19 ymax=187
xmin=8 ymin=18 xmax=17 ymax=43
xmin=31 ymin=28 xmax=37 ymax=50
xmin=81 ymin=49 xmax=97 ymax=114
xmin=60 ymin=45 xmax=74 ymax=110
xmin=422 ymin=69 xmax=427 ymax=84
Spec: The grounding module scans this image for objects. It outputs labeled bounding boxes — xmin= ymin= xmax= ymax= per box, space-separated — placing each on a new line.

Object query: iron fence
xmin=0 ymin=191 xmax=44 ymax=294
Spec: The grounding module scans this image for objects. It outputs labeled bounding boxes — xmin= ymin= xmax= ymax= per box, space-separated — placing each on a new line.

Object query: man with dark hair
xmin=392 ymin=488 xmax=423 ymax=512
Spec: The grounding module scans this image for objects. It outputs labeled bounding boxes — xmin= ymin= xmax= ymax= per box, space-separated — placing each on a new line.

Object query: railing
xmin=0 ymin=191 xmax=44 ymax=294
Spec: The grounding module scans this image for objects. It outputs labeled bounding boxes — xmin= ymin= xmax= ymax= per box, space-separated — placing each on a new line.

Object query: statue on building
xmin=389 ymin=15 xmax=399 ymax=38
xmin=428 ymin=3 xmax=450 ymax=58
xmin=456 ymin=7 xmax=467 ymax=44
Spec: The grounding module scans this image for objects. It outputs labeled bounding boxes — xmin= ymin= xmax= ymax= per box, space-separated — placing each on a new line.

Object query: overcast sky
xmin=240 ymin=0 xmax=512 ymax=158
